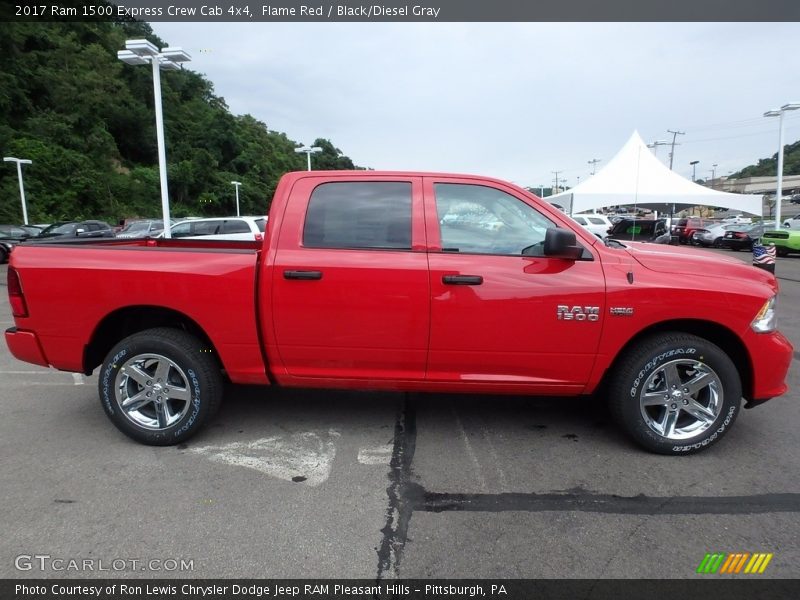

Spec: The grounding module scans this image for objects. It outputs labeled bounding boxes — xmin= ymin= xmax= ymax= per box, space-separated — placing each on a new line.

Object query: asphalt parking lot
xmin=0 ymin=249 xmax=798 ymax=580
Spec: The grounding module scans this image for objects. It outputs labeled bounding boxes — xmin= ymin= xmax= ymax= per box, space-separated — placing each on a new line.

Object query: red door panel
xmin=270 ymin=176 xmax=430 ymax=381
xmin=423 ymin=177 xmax=605 ymax=392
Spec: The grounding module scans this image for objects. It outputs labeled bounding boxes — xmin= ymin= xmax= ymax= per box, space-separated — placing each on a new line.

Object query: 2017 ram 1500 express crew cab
xmin=5 ymin=171 xmax=793 ymax=454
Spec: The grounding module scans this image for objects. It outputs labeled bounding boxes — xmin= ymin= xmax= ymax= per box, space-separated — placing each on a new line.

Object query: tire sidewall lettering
xmin=174 ymin=369 xmax=202 ymax=438
xmin=630 ymin=347 xmax=697 ymax=398
xmin=671 ymin=405 xmax=737 ymax=453
xmin=100 ymin=348 xmax=128 ymax=416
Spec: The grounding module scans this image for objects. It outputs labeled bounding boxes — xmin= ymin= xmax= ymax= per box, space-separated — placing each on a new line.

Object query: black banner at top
xmin=3 ymin=0 xmax=800 ymax=22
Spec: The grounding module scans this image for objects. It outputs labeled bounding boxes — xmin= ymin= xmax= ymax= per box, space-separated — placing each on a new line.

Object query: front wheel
xmin=98 ymin=327 xmax=223 ymax=445
xmin=609 ymin=333 xmax=741 ymax=454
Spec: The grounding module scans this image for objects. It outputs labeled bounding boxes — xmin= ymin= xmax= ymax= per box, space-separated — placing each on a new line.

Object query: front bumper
xmin=746 ymin=330 xmax=793 ymax=405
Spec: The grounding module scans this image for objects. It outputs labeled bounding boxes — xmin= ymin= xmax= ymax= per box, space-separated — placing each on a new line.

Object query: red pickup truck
xmin=4 ymin=171 xmax=793 ymax=454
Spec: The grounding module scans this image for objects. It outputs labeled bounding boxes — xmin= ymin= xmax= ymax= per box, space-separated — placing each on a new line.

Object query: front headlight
xmin=751 ymin=296 xmax=777 ymax=333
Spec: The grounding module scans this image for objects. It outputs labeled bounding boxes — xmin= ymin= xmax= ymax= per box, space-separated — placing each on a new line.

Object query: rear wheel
xmin=98 ymin=328 xmax=223 ymax=445
xmin=609 ymin=333 xmax=741 ymax=454
xmin=0 ymin=246 xmax=7 ymax=264
xmin=776 ymin=247 xmax=789 ymax=257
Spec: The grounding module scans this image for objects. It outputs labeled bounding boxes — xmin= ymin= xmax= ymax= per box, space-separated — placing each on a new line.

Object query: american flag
xmin=753 ymin=244 xmax=776 ymax=265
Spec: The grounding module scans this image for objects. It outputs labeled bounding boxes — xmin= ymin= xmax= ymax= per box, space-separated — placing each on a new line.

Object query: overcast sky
xmin=152 ymin=22 xmax=800 ymax=188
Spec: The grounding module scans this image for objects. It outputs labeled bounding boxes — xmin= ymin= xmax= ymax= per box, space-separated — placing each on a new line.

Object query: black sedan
xmin=719 ymin=222 xmax=775 ymax=251
xmin=36 ymin=220 xmax=116 ymax=240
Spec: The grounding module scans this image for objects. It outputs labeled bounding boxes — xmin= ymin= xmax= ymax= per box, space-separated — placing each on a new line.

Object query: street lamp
xmin=118 ymin=39 xmax=191 ymax=237
xmin=765 ymin=102 xmax=800 ymax=227
xmin=690 ymin=160 xmax=699 ymax=182
xmin=587 ymin=158 xmax=601 ymax=176
xmin=295 ymin=146 xmax=322 ymax=171
xmin=647 ymin=140 xmax=669 ymax=158
xmin=231 ymin=181 xmax=241 ymax=216
xmin=3 ymin=156 xmax=32 ymax=224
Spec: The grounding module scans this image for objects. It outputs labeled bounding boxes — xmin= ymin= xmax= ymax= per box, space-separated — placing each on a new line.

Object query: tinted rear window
xmin=303 ymin=182 xmax=412 ymax=250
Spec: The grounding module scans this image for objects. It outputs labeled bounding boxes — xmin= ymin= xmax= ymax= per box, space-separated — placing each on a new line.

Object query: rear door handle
xmin=284 ymin=270 xmax=323 ymax=280
xmin=442 ymin=275 xmax=483 ymax=285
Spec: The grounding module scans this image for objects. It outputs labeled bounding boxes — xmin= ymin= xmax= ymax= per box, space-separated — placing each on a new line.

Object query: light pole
xmin=647 ymin=140 xmax=669 ymax=158
xmin=295 ymin=146 xmax=322 ymax=171
xmin=118 ymin=40 xmax=191 ymax=238
xmin=765 ymin=102 xmax=800 ymax=228
xmin=587 ymin=158 xmax=601 ymax=176
xmin=231 ymin=181 xmax=242 ymax=216
xmin=3 ymin=157 xmax=32 ymax=224
xmin=690 ymin=160 xmax=699 ymax=182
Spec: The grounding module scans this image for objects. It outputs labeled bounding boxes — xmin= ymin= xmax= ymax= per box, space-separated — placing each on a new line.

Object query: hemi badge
xmin=610 ymin=307 xmax=634 ymax=316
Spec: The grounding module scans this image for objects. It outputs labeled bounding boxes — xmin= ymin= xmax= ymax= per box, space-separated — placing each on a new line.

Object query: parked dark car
xmin=35 ymin=220 xmax=116 ymax=240
xmin=606 ymin=218 xmax=670 ymax=243
xmin=0 ymin=224 xmax=35 ymax=263
xmin=672 ymin=217 xmax=717 ymax=244
xmin=19 ymin=225 xmax=44 ymax=237
xmin=720 ymin=222 xmax=775 ymax=251
xmin=790 ymin=194 xmax=800 ymax=205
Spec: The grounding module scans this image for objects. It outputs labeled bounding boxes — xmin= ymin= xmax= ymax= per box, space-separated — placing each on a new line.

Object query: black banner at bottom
xmin=4 ymin=579 xmax=800 ymax=600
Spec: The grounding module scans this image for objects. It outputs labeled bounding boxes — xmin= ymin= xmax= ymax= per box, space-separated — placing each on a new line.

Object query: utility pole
xmin=667 ymin=129 xmax=685 ymax=170
xmin=552 ymin=170 xmax=562 ymax=193
xmin=587 ymin=158 xmax=601 ymax=176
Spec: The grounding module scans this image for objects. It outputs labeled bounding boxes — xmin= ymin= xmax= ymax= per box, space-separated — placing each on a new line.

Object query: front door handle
xmin=284 ymin=270 xmax=323 ymax=280
xmin=442 ymin=275 xmax=483 ymax=285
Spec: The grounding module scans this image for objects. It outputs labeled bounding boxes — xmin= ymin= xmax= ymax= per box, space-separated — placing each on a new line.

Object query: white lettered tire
xmin=98 ymin=328 xmax=223 ymax=445
xmin=609 ymin=333 xmax=741 ymax=455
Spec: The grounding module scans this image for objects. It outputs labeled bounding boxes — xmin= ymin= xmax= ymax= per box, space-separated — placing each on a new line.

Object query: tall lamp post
xmin=587 ymin=158 xmax=601 ymax=176
xmin=295 ymin=146 xmax=322 ymax=171
xmin=689 ymin=160 xmax=699 ymax=182
xmin=647 ymin=140 xmax=669 ymax=158
xmin=764 ymin=102 xmax=800 ymax=228
xmin=231 ymin=181 xmax=241 ymax=216
xmin=3 ymin=156 xmax=32 ymax=224
xmin=118 ymin=40 xmax=191 ymax=238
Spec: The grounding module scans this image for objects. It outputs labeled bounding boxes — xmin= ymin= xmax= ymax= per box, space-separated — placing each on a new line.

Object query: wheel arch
xmin=599 ymin=319 xmax=754 ymax=402
xmin=83 ymin=306 xmax=218 ymax=376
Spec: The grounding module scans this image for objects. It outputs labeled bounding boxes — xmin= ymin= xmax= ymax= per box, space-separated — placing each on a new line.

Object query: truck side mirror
xmin=543 ymin=228 xmax=583 ymax=260
xmin=75 ymin=228 xmax=86 ymax=235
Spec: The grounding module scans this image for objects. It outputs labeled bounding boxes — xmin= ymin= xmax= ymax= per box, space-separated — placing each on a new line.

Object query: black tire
xmin=712 ymin=238 xmax=722 ymax=248
xmin=0 ymin=245 xmax=7 ymax=264
xmin=776 ymin=247 xmax=789 ymax=257
xmin=98 ymin=327 xmax=223 ymax=445
xmin=608 ymin=333 xmax=741 ymax=455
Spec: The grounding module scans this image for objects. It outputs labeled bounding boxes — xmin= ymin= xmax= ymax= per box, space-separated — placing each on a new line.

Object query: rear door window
xmin=303 ymin=182 xmax=412 ymax=250
xmin=222 ymin=219 xmax=251 ymax=234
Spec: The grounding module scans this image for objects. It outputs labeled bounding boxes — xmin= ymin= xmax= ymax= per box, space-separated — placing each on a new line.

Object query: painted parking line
xmin=190 ymin=429 xmax=340 ymax=486
xmin=0 ymin=369 xmax=85 ymax=386
xmin=357 ymin=445 xmax=393 ymax=465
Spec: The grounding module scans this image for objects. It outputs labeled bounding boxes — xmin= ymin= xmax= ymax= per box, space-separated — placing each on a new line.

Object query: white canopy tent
xmin=547 ymin=131 xmax=763 ymax=216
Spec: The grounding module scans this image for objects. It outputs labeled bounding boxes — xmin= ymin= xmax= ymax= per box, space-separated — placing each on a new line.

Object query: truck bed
xmin=8 ymin=238 xmax=269 ymax=385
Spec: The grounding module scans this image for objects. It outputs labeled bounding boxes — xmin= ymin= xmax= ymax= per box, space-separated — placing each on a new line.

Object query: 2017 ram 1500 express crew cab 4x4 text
xmin=5 ymin=171 xmax=793 ymax=454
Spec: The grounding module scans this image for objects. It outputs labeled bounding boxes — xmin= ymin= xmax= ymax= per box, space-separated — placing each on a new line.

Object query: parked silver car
xmin=692 ymin=223 xmax=740 ymax=247
xmin=115 ymin=219 xmax=170 ymax=239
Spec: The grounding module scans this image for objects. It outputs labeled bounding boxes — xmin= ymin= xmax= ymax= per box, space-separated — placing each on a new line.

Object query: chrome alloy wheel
xmin=639 ymin=358 xmax=723 ymax=440
xmin=115 ymin=353 xmax=192 ymax=430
